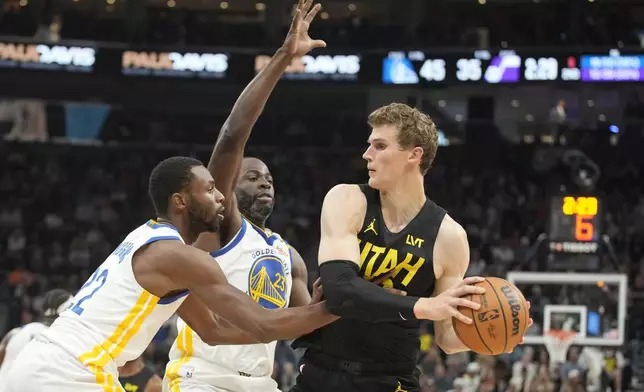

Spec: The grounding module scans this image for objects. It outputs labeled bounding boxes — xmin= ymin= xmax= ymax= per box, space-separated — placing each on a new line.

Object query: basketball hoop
xmin=544 ymin=329 xmax=577 ymax=367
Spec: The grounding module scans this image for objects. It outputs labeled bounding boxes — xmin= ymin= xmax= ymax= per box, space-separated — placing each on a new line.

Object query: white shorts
xmin=5 ymin=337 xmax=122 ymax=392
xmin=163 ymin=359 xmax=278 ymax=392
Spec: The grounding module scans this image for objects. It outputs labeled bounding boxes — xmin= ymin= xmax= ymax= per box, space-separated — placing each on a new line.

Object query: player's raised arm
xmin=318 ymin=184 xmax=485 ymax=323
xmin=205 ymin=0 xmax=326 ymax=236
xmin=147 ymin=240 xmax=338 ymax=344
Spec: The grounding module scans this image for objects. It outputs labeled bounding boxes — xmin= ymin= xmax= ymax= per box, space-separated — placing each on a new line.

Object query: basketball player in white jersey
xmin=5 ymin=156 xmax=338 ymax=392
xmin=164 ymin=2 xmax=332 ymax=390
xmin=0 ymin=288 xmax=73 ymax=385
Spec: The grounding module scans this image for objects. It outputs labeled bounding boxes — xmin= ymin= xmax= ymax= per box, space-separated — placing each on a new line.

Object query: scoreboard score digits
xmin=549 ymin=196 xmax=601 ymax=254
xmin=524 ymin=57 xmax=558 ymax=81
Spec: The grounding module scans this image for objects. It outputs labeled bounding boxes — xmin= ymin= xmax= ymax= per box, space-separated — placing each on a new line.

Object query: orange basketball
xmin=452 ymin=277 xmax=529 ymax=356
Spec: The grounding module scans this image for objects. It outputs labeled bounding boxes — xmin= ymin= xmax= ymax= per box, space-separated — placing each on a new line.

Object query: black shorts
xmin=288 ymin=358 xmax=420 ymax=392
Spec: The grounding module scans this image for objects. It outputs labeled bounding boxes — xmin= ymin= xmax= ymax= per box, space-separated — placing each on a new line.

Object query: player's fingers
xmin=313 ymin=277 xmax=321 ymax=288
xmin=302 ymin=0 xmax=313 ymax=14
xmin=451 ymin=308 xmax=472 ymax=324
xmin=527 ymin=300 xmax=531 ymax=310
xmin=453 ymin=284 xmax=486 ymax=297
xmin=453 ymin=298 xmax=480 ymax=310
xmin=384 ymin=288 xmax=407 ymax=296
xmin=370 ymin=270 xmax=395 ymax=285
xmin=527 ymin=318 xmax=534 ymax=328
xmin=289 ymin=9 xmax=302 ymax=30
xmin=461 ymin=276 xmax=485 ymax=286
xmin=311 ymin=39 xmax=327 ymax=48
xmin=304 ymin=3 xmax=322 ymax=24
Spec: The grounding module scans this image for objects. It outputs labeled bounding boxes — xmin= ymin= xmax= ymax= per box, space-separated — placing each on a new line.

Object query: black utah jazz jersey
xmin=119 ymin=365 xmax=156 ymax=392
xmin=297 ymin=184 xmax=446 ymax=367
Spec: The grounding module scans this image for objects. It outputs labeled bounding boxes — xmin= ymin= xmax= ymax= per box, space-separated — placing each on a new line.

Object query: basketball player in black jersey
xmin=291 ymin=103 xmax=532 ymax=392
xmin=118 ymin=357 xmax=162 ymax=392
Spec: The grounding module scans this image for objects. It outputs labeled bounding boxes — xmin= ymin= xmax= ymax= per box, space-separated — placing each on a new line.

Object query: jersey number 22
xmin=69 ymin=268 xmax=109 ymax=316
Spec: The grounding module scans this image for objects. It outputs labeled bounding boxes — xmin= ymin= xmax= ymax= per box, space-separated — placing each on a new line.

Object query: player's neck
xmin=157 ymin=216 xmax=197 ymax=244
xmin=379 ymin=173 xmax=426 ymax=230
xmin=241 ymin=211 xmax=268 ymax=231
xmin=248 ymin=216 xmax=267 ymax=230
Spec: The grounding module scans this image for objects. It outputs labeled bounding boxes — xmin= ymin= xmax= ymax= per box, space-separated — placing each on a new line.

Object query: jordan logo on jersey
xmin=248 ymin=254 xmax=288 ymax=309
xmin=394 ymin=381 xmax=407 ymax=392
xmin=364 ymin=218 xmax=378 ymax=235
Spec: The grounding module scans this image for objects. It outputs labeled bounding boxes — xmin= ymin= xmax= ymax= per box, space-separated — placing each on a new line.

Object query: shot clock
xmin=548 ymin=196 xmax=602 ymax=254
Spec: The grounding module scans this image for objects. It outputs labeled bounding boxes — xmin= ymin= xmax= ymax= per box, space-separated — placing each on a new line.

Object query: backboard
xmin=506 ymin=272 xmax=627 ymax=346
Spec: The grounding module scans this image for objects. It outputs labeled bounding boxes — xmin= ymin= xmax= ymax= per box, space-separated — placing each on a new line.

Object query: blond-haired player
xmin=291 ymin=103 xmax=531 ymax=392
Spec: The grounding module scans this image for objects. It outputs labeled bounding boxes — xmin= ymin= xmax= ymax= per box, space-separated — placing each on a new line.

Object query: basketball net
xmin=544 ymin=329 xmax=577 ymax=369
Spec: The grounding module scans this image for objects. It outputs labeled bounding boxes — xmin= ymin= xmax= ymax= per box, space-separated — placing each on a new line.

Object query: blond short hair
xmin=367 ymin=103 xmax=438 ymax=174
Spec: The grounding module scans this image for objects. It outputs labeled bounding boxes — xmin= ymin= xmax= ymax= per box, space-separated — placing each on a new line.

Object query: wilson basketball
xmin=452 ymin=277 xmax=529 ymax=355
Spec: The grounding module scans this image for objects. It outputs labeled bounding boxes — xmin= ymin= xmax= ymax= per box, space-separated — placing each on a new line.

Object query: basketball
xmin=452 ymin=277 xmax=529 ymax=355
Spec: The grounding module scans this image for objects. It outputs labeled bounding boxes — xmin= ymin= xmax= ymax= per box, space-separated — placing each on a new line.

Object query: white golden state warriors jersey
xmin=0 ymin=322 xmax=48 ymax=385
xmin=166 ymin=218 xmax=293 ymax=383
xmin=42 ymin=220 xmax=189 ymax=370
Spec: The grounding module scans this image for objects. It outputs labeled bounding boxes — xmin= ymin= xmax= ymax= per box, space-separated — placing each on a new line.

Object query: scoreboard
xmin=548 ymin=196 xmax=602 ymax=254
xmin=1 ymin=39 xmax=643 ymax=86
xmin=382 ymin=50 xmax=583 ymax=85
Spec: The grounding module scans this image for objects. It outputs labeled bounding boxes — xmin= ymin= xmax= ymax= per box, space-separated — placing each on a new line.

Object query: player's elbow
xmin=319 ymin=261 xmax=365 ymax=317
xmin=321 ymin=280 xmax=362 ymax=317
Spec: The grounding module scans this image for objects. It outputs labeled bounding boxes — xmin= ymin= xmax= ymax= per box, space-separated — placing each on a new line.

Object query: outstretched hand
xmin=281 ymin=0 xmax=327 ymax=58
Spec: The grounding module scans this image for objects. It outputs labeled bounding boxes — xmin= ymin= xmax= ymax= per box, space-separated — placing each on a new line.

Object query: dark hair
xmin=42 ymin=288 xmax=73 ymax=318
xmin=148 ymin=156 xmax=204 ymax=216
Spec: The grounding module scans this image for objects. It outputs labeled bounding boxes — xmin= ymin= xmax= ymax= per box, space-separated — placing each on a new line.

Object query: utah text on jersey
xmin=357 ymin=238 xmax=425 ymax=286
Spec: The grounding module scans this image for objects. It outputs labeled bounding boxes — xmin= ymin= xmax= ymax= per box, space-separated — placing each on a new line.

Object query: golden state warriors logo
xmin=249 ymin=255 xmax=287 ymax=309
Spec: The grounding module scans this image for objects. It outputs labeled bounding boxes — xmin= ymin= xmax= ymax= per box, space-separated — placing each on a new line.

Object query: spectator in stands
xmin=528 ymin=365 xmax=554 ymax=392
xmin=511 ymin=347 xmax=537 ymax=392
xmin=561 ymin=369 xmax=585 ymax=392
xmin=34 ymin=14 xmax=62 ymax=42
xmin=548 ymin=100 xmax=567 ymax=143
xmin=560 ymin=348 xmax=585 ymax=385
xmin=601 ymin=348 xmax=624 ymax=392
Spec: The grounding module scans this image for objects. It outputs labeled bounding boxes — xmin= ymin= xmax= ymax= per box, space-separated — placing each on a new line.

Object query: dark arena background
xmin=1 ymin=0 xmax=644 ymax=391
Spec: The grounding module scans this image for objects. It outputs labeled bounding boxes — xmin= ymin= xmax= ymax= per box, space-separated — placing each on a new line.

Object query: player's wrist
xmin=275 ymin=46 xmax=296 ymax=62
xmin=412 ymin=297 xmax=434 ymax=320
